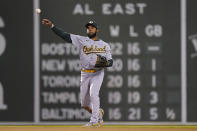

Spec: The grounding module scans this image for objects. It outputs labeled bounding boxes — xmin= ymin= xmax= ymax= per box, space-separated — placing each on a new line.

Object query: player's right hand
xmin=42 ymin=19 xmax=52 ymax=28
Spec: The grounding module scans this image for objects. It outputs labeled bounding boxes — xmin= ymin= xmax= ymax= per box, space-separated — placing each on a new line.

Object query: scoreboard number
xmin=109 ymin=42 xmax=123 ymax=55
xmin=128 ymin=75 xmax=141 ymax=88
xmin=107 ymin=75 xmax=123 ymax=88
xmin=149 ymin=91 xmax=159 ymax=104
xmin=109 ymin=108 xmax=122 ymax=120
xmin=127 ymin=59 xmax=141 ymax=71
xmin=108 ymin=91 xmax=122 ymax=104
xmin=127 ymin=42 xmax=141 ymax=55
xmin=128 ymin=91 xmax=141 ymax=104
xmin=149 ymin=107 xmax=158 ymax=120
xmin=128 ymin=108 xmax=141 ymax=120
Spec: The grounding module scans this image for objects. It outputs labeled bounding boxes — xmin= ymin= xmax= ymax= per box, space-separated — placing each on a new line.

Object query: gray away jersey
xmin=70 ymin=34 xmax=112 ymax=69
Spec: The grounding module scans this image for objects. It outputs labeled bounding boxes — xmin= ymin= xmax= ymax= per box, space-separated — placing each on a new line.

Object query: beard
xmin=87 ymin=32 xmax=97 ymax=38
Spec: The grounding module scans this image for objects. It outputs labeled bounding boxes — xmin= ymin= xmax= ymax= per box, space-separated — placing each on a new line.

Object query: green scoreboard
xmin=0 ymin=0 xmax=197 ymax=124
xmin=39 ymin=0 xmax=181 ymax=122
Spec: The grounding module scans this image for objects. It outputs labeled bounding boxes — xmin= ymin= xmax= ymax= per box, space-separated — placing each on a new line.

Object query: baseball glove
xmin=95 ymin=54 xmax=108 ymax=67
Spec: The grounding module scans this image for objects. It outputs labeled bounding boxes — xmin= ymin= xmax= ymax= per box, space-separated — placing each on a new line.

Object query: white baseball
xmin=35 ymin=8 xmax=41 ymax=14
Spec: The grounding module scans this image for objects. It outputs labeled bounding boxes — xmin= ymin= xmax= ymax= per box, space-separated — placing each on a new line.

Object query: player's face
xmin=87 ymin=25 xmax=98 ymax=38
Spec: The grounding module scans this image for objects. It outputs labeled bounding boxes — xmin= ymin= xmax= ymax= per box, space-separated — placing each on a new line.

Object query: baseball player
xmin=42 ymin=19 xmax=113 ymax=127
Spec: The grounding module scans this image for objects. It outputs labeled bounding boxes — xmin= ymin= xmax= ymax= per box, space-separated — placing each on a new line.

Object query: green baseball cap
xmin=85 ymin=21 xmax=98 ymax=29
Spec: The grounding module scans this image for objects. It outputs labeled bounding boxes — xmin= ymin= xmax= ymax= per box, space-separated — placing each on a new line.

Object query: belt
xmin=81 ymin=68 xmax=101 ymax=73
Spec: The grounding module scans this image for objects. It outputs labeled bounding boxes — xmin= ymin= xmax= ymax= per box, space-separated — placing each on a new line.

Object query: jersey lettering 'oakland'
xmin=83 ymin=45 xmax=106 ymax=54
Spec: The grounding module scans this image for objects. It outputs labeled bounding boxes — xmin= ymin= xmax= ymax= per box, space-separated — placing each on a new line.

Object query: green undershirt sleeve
xmin=51 ymin=26 xmax=72 ymax=43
